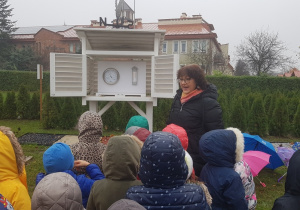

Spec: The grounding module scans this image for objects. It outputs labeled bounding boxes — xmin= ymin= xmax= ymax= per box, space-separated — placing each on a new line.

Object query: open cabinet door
xmin=151 ymin=54 xmax=179 ymax=98
xmin=50 ymin=53 xmax=87 ymax=97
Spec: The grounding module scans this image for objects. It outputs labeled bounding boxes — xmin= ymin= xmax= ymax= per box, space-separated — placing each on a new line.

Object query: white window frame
xmin=162 ymin=41 xmax=167 ymax=54
xmin=173 ymin=40 xmax=179 ymax=54
xmin=180 ymin=40 xmax=187 ymax=54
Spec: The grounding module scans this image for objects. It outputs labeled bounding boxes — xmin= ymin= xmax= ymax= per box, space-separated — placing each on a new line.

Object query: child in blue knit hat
xmin=35 ymin=142 xmax=105 ymax=208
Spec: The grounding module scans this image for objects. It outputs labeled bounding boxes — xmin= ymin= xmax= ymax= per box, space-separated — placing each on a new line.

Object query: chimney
xmin=180 ymin=13 xmax=187 ymax=18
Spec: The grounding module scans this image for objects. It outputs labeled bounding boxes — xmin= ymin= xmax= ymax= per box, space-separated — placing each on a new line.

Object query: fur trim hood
xmin=199 ymin=127 xmax=244 ymax=168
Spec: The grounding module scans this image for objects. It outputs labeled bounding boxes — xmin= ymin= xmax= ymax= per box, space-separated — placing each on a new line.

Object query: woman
xmin=167 ymin=64 xmax=224 ymax=176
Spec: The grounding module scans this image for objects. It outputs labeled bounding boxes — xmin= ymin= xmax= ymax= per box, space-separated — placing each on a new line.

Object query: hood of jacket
xmin=108 ymin=199 xmax=145 ymax=210
xmin=0 ymin=127 xmax=25 ymax=181
xmin=103 ymin=135 xmax=141 ymax=180
xmin=162 ymin=123 xmax=188 ymax=150
xmin=285 ymin=150 xmax=300 ymax=195
xmin=31 ymin=172 xmax=84 ymax=210
xmin=78 ymin=111 xmax=103 ymax=143
xmin=199 ymin=127 xmax=244 ymax=168
xmin=139 ymin=131 xmax=188 ymax=189
xmin=43 ymin=143 xmax=74 ymax=174
xmin=125 ymin=115 xmax=149 ymax=131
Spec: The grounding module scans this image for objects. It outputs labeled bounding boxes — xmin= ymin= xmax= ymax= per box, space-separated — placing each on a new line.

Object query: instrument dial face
xmin=103 ymin=68 xmax=120 ymax=85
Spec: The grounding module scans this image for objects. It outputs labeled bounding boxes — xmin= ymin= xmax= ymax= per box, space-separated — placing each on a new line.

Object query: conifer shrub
xmin=42 ymin=93 xmax=60 ymax=129
xmin=229 ymin=95 xmax=247 ymax=132
xmin=3 ymin=91 xmax=17 ymax=119
xmin=153 ymin=98 xmax=172 ymax=131
xmin=293 ymin=103 xmax=300 ymax=137
xmin=248 ymin=94 xmax=268 ymax=136
xmin=59 ymin=97 xmax=78 ymax=129
xmin=218 ymin=90 xmax=230 ymax=128
xmin=16 ymin=85 xmax=31 ymax=119
xmin=29 ymin=92 xmax=40 ymax=120
xmin=0 ymin=93 xmax=3 ymax=119
xmin=269 ymin=95 xmax=289 ymax=136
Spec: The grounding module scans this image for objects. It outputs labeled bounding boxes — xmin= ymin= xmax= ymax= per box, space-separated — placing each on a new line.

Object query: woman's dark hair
xmin=177 ymin=64 xmax=208 ymax=90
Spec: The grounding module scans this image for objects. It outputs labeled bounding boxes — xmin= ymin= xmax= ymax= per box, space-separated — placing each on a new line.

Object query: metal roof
xmin=74 ymin=28 xmax=166 ymax=52
xmin=12 ymin=25 xmax=75 ymax=35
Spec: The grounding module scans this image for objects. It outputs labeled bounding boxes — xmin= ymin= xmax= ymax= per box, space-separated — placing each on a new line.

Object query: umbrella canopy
xmin=277 ymin=147 xmax=295 ymax=167
xmin=243 ymin=151 xmax=271 ymax=177
xmin=292 ymin=142 xmax=300 ymax=151
xmin=243 ymin=133 xmax=284 ymax=169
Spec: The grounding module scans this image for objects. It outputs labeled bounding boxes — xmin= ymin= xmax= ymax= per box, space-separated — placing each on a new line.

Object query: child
xmin=272 ymin=150 xmax=300 ymax=210
xmin=0 ymin=193 xmax=14 ymax=210
xmin=125 ymin=115 xmax=149 ymax=131
xmin=36 ymin=142 xmax=105 ymax=208
xmin=70 ymin=111 xmax=107 ymax=172
xmin=199 ymin=127 xmax=248 ymax=210
xmin=126 ymin=131 xmax=210 ymax=209
xmin=0 ymin=126 xmax=31 ymax=210
xmin=32 ymin=172 xmax=84 ymax=210
xmin=86 ymin=135 xmax=142 ymax=210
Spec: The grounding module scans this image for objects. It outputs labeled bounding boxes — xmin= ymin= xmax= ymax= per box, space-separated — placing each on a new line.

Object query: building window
xmin=162 ymin=41 xmax=167 ymax=53
xmin=192 ymin=40 xmax=199 ymax=52
xmin=75 ymin=43 xmax=81 ymax=54
xmin=200 ymin=40 xmax=207 ymax=53
xmin=69 ymin=43 xmax=74 ymax=53
xmin=173 ymin=41 xmax=179 ymax=54
xmin=180 ymin=41 xmax=187 ymax=53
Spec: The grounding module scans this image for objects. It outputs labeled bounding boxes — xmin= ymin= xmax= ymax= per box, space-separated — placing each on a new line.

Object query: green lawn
xmin=1 ymin=120 xmax=298 ymax=209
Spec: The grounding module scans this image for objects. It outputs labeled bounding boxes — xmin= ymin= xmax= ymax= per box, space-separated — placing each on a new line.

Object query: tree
xmin=236 ymin=30 xmax=293 ymax=76
xmin=234 ymin=59 xmax=250 ymax=76
xmin=0 ymin=0 xmax=17 ymax=69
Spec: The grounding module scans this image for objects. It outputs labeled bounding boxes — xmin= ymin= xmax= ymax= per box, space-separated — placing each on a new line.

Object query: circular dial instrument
xmin=103 ymin=68 xmax=120 ymax=85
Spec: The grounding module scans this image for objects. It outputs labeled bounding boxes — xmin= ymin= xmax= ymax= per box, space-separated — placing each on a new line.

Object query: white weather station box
xmin=97 ymin=61 xmax=146 ymax=97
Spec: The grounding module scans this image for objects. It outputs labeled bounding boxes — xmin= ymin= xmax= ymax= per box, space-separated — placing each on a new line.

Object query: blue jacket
xmin=199 ymin=128 xmax=248 ymax=210
xmin=127 ymin=131 xmax=210 ymax=210
xmin=36 ymin=164 xmax=105 ymax=208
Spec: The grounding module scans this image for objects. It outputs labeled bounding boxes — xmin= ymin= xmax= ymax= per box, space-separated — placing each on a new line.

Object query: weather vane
xmin=99 ymin=0 xmax=133 ymax=28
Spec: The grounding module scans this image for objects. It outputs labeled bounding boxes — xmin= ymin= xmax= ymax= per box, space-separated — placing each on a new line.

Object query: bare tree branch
xmin=236 ymin=30 xmax=294 ymax=76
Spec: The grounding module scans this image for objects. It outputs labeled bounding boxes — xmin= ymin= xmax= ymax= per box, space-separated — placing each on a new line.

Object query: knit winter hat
xmin=125 ymin=115 xmax=149 ymax=131
xmin=108 ymin=199 xmax=146 ymax=210
xmin=0 ymin=194 xmax=14 ymax=210
xmin=162 ymin=124 xmax=188 ymax=150
xmin=133 ymin=128 xmax=151 ymax=143
xmin=43 ymin=143 xmax=74 ymax=174
xmin=124 ymin=126 xmax=141 ymax=135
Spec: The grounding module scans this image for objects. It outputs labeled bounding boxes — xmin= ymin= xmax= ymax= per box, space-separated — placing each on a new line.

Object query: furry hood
xmin=199 ymin=127 xmax=244 ymax=168
xmin=0 ymin=126 xmax=25 ymax=176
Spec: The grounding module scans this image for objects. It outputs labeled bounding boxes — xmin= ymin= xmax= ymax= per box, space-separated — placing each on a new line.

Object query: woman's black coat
xmin=167 ymin=83 xmax=224 ymax=176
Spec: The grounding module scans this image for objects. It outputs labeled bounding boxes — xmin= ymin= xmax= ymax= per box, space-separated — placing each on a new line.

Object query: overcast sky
xmin=9 ymin=0 xmax=300 ymax=71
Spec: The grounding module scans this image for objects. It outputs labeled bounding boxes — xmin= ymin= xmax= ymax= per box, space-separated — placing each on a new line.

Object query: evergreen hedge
xmin=1 ymin=70 xmax=300 ymax=137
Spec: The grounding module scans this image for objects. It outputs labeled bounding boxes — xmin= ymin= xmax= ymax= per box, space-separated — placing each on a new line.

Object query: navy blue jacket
xmin=167 ymin=84 xmax=224 ymax=176
xmin=199 ymin=129 xmax=247 ymax=210
xmin=36 ymin=163 xmax=105 ymax=208
xmin=127 ymin=131 xmax=210 ymax=210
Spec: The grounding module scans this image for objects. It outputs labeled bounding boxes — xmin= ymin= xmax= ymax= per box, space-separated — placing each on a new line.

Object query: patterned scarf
xmin=180 ymin=89 xmax=203 ymax=104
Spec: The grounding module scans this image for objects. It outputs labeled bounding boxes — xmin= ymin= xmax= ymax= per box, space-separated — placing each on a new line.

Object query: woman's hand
xmin=74 ymin=160 xmax=90 ymax=168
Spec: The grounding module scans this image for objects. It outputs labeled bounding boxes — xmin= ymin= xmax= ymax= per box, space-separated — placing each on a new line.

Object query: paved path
xmin=55 ymin=135 xmax=79 ymax=145
xmin=56 ymin=135 xmax=293 ymax=151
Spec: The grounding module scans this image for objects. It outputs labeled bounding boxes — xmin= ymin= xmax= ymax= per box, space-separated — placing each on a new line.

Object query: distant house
xmin=278 ymin=68 xmax=300 ymax=77
xmin=11 ymin=25 xmax=82 ymax=69
xmin=11 ymin=11 xmax=233 ymax=75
